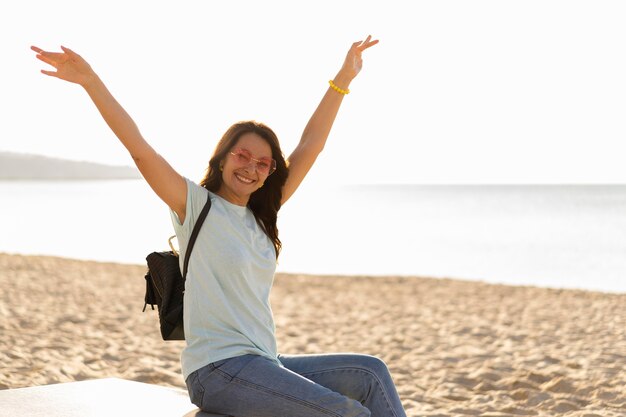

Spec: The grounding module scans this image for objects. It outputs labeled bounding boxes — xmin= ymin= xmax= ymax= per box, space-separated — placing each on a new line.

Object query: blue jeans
xmin=185 ymin=353 xmax=407 ymax=417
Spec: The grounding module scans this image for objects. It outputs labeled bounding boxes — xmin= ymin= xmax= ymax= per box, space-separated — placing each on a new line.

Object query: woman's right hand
xmin=31 ymin=45 xmax=96 ymax=87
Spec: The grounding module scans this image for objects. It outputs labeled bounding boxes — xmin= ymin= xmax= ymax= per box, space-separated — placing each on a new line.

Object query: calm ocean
xmin=1 ymin=180 xmax=624 ymax=293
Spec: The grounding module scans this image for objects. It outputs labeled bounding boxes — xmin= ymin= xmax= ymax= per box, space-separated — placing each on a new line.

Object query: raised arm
xmin=31 ymin=45 xmax=188 ymax=222
xmin=281 ymin=36 xmax=378 ymax=205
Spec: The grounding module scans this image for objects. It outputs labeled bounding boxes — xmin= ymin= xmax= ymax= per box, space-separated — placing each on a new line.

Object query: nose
xmin=243 ymin=160 xmax=258 ymax=174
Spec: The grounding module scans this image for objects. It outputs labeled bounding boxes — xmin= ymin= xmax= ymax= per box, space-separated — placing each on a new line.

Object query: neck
xmin=215 ymin=185 xmax=249 ymax=207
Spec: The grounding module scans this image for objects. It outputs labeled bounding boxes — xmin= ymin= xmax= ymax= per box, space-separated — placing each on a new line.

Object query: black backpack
xmin=143 ymin=194 xmax=211 ymax=340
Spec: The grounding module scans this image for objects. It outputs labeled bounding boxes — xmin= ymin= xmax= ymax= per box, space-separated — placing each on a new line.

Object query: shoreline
xmin=1 ymin=251 xmax=622 ymax=296
xmin=1 ymin=253 xmax=624 ymax=416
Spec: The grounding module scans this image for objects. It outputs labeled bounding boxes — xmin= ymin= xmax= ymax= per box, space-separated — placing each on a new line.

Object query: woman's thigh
xmin=278 ymin=353 xmax=407 ymax=417
xmin=186 ymin=354 xmax=370 ymax=417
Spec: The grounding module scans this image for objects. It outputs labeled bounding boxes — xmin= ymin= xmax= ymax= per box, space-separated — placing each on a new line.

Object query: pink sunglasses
xmin=229 ymin=148 xmax=277 ymax=175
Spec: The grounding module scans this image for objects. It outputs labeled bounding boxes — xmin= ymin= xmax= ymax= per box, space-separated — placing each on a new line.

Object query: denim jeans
xmin=185 ymin=353 xmax=407 ymax=417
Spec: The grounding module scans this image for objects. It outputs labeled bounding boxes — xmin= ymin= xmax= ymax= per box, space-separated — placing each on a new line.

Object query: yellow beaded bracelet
xmin=329 ymin=80 xmax=350 ymax=95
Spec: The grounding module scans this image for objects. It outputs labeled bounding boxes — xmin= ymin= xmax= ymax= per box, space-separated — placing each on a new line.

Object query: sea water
xmin=0 ymin=180 xmax=624 ymax=293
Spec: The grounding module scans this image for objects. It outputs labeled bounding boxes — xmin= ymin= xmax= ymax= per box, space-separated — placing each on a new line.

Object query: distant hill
xmin=0 ymin=152 xmax=142 ymax=180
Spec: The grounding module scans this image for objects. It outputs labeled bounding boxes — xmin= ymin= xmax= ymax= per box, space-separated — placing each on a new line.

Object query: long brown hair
xmin=199 ymin=121 xmax=289 ymax=258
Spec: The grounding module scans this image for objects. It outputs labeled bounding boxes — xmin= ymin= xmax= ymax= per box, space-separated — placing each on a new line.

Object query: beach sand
xmin=1 ymin=253 xmax=624 ymax=416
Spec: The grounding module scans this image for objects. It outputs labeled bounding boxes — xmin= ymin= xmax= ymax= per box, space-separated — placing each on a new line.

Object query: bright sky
xmin=3 ymin=0 xmax=626 ymax=184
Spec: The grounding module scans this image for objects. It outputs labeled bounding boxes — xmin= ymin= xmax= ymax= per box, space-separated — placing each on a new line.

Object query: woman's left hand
xmin=339 ymin=35 xmax=379 ymax=81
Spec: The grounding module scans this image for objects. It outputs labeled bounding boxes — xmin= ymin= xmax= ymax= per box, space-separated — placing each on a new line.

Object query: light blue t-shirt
xmin=170 ymin=178 xmax=280 ymax=380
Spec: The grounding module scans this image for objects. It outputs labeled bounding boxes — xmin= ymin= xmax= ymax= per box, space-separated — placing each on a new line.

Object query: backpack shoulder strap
xmin=182 ymin=192 xmax=212 ymax=280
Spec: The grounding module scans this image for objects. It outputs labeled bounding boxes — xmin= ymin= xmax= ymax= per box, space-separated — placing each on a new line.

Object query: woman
xmin=32 ymin=36 xmax=407 ymax=417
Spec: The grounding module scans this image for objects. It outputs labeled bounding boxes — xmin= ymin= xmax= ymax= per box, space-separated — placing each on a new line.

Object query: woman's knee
xmin=354 ymin=354 xmax=392 ymax=380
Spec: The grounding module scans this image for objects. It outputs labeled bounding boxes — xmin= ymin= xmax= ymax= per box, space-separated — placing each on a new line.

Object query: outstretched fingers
xmin=356 ymin=35 xmax=379 ymax=52
xmin=32 ymin=46 xmax=62 ymax=65
xmin=31 ymin=46 xmax=64 ymax=78
xmin=34 ymin=52 xmax=58 ymax=67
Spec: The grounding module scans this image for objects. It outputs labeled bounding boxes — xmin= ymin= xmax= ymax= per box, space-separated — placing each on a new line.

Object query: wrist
xmin=81 ymin=72 xmax=100 ymax=91
xmin=332 ymin=71 xmax=352 ymax=91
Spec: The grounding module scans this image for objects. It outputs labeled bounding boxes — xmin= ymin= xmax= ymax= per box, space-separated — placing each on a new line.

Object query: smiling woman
xmin=31 ymin=37 xmax=408 ymax=416
xmin=198 ymin=122 xmax=288 ymax=257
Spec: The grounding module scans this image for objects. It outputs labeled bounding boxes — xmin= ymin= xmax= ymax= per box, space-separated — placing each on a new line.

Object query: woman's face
xmin=217 ymin=132 xmax=273 ymax=206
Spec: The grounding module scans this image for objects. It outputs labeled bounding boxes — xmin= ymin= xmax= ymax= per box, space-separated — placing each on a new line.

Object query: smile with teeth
xmin=235 ymin=173 xmax=256 ymax=184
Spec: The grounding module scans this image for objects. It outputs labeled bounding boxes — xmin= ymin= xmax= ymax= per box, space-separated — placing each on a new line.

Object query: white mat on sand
xmin=0 ymin=378 xmax=230 ymax=417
